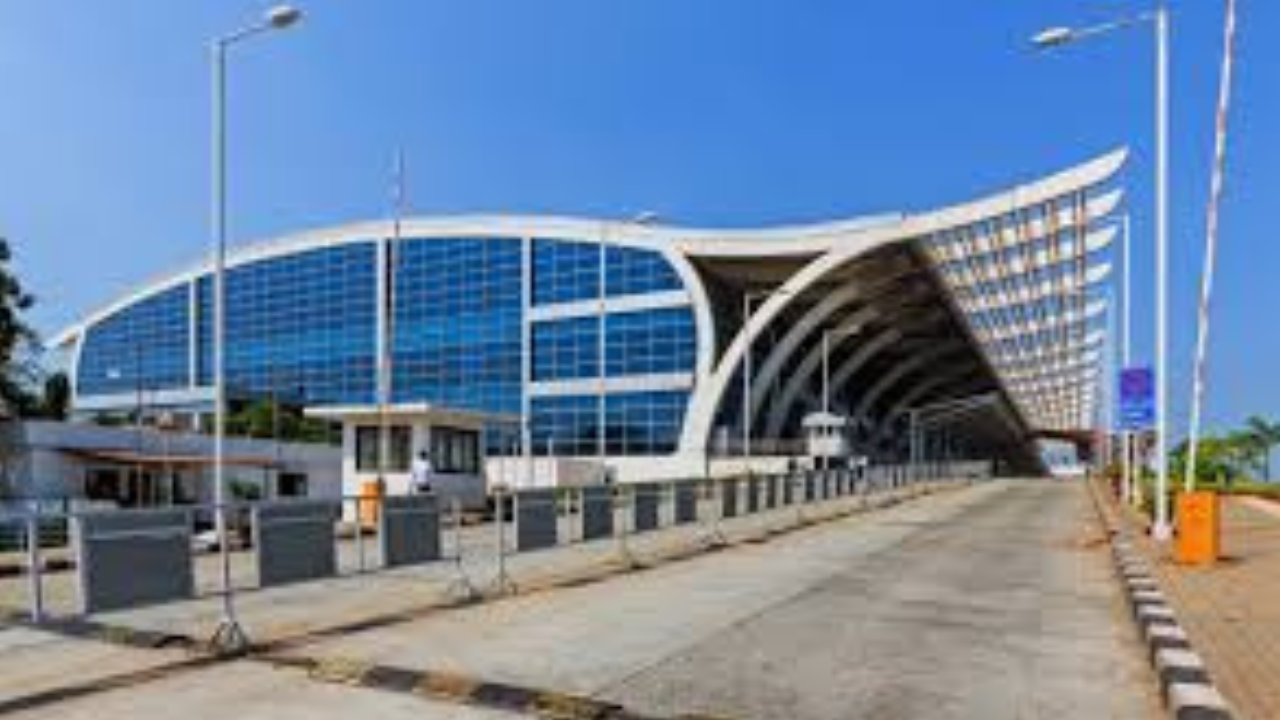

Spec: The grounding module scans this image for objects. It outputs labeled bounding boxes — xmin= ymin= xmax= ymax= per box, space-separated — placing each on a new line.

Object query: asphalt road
xmin=601 ymin=479 xmax=1161 ymax=719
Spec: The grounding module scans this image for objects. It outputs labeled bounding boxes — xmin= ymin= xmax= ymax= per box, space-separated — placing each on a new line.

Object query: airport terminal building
xmin=53 ymin=152 xmax=1125 ymax=480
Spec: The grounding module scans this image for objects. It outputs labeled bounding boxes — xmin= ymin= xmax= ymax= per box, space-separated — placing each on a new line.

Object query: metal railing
xmin=0 ymin=460 xmax=991 ymax=641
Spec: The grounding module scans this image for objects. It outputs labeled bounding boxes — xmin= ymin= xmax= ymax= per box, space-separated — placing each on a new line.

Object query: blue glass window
xmin=530 ymin=394 xmax=599 ymax=456
xmin=196 ymin=243 xmax=378 ymax=405
xmin=605 ymin=390 xmax=687 ymax=455
xmin=605 ymin=307 xmax=696 ymax=377
xmin=78 ymin=284 xmax=190 ymax=395
xmin=392 ymin=237 xmax=523 ymax=416
xmin=532 ymin=239 xmax=599 ymax=306
xmin=605 ymin=246 xmax=683 ymax=296
xmin=531 ymin=390 xmax=687 ymax=457
xmin=531 ymin=316 xmax=598 ymax=382
xmin=532 ymin=241 xmax=684 ymax=307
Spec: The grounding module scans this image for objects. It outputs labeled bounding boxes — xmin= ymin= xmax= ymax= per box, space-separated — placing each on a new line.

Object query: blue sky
xmin=0 ymin=1 xmax=1275 ymax=435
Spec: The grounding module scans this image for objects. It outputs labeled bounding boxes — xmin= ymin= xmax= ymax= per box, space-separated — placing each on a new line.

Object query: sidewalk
xmin=1122 ymin=493 xmax=1280 ymax=720
xmin=2 ymin=482 xmax=938 ymax=650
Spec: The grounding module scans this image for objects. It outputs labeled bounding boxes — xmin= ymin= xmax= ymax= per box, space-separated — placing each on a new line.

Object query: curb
xmin=1088 ymin=480 xmax=1234 ymax=720
xmin=266 ymin=653 xmax=731 ymax=720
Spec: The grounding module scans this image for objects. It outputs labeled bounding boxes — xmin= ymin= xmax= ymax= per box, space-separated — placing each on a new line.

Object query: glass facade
xmin=530 ymin=394 xmax=599 ymax=457
xmin=605 ymin=307 xmax=696 ymax=377
xmin=78 ymin=284 xmax=190 ymax=396
xmin=532 ymin=239 xmax=599 ymax=306
xmin=531 ymin=316 xmax=598 ymax=382
xmin=531 ymin=241 xmax=683 ymax=306
xmin=391 ymin=237 xmax=523 ymax=415
xmin=531 ymin=391 xmax=688 ymax=456
xmin=605 ymin=390 xmax=688 ymax=455
xmin=196 ymin=243 xmax=378 ymax=405
xmin=605 ymin=246 xmax=683 ymax=296
xmin=77 ymin=235 xmax=695 ymax=458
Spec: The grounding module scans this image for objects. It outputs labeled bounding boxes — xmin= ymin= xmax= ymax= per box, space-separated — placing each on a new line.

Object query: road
xmin=0 ymin=479 xmax=1159 ymax=719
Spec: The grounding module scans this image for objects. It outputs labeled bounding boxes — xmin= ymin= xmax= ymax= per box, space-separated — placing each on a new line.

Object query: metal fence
xmin=0 ymin=460 xmax=991 ymax=633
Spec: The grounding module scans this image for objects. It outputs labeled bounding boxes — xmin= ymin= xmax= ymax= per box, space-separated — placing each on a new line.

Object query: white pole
xmin=211 ymin=34 xmax=233 ymax=589
xmin=207 ymin=10 xmax=302 ymax=649
xmin=377 ymin=152 xmax=404 ymax=499
xmin=742 ymin=294 xmax=752 ymax=466
xmin=1184 ymin=0 xmax=1238 ymax=494
xmin=1121 ymin=214 xmax=1133 ymax=505
xmin=1152 ymin=6 xmax=1172 ymax=540
xmin=521 ymin=236 xmax=533 ymax=488
xmin=821 ymin=331 xmax=831 ymax=415
xmin=597 ymin=223 xmax=608 ymax=478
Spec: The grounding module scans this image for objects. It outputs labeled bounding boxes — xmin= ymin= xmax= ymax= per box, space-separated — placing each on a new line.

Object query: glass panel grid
xmin=79 ymin=285 xmax=190 ymax=395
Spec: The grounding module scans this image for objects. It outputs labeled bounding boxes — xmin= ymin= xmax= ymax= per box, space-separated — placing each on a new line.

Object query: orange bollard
xmin=359 ymin=480 xmax=383 ymax=531
xmin=1175 ymin=491 xmax=1220 ymax=565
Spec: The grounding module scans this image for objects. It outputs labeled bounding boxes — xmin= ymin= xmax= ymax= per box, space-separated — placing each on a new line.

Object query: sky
xmin=0 ymin=1 xmax=1275 ymax=437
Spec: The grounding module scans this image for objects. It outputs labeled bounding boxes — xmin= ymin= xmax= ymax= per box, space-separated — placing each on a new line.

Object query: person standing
xmin=411 ymin=450 xmax=434 ymax=495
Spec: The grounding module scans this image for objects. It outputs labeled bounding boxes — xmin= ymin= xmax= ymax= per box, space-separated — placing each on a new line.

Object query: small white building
xmin=305 ymin=403 xmax=506 ymax=512
xmin=0 ymin=419 xmax=342 ymax=512
xmin=803 ymin=412 xmax=852 ymax=466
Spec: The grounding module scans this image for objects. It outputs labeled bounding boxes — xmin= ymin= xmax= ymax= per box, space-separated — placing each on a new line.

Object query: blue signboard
xmin=1118 ymin=366 xmax=1155 ymax=431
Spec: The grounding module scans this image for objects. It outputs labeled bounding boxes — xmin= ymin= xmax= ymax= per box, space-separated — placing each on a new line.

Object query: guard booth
xmin=305 ymin=403 xmax=508 ymax=518
xmin=803 ymin=412 xmax=851 ymax=468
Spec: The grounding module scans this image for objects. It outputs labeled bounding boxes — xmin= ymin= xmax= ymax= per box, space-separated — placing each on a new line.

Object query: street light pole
xmin=595 ymin=212 xmax=658 ymax=478
xmin=1152 ymin=6 xmax=1171 ymax=540
xmin=820 ymin=324 xmax=865 ymax=417
xmin=1032 ymin=6 xmax=1172 ymax=540
xmin=209 ymin=4 xmax=302 ymax=653
xmin=1120 ymin=214 xmax=1131 ymax=504
xmin=741 ymin=288 xmax=794 ymax=468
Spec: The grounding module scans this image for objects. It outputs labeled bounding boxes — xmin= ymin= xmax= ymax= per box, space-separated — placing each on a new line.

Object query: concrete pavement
xmin=1117 ymin=493 xmax=1280 ymax=720
xmin=0 ymin=479 xmax=1159 ymax=719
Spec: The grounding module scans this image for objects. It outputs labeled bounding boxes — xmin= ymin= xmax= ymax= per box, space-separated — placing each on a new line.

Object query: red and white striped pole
xmin=1185 ymin=0 xmax=1240 ymax=491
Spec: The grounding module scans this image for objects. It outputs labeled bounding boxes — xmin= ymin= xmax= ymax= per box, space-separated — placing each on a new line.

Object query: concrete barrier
xmin=379 ymin=495 xmax=441 ymax=568
xmin=254 ymin=500 xmax=339 ymax=587
xmin=74 ymin=508 xmax=193 ymax=614
xmin=580 ymin=486 xmax=614 ymax=541
xmin=746 ymin=478 xmax=761 ymax=514
xmin=515 ymin=489 xmax=559 ymax=552
xmin=721 ymin=479 xmax=739 ymax=519
xmin=633 ymin=483 xmax=662 ymax=533
xmin=764 ymin=474 xmax=778 ymax=509
xmin=673 ymin=481 xmax=698 ymax=525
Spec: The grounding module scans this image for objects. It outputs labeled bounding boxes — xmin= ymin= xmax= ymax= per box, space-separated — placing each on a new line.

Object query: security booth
xmin=305 ymin=403 xmax=501 ymax=518
xmin=803 ymin=411 xmax=851 ymax=468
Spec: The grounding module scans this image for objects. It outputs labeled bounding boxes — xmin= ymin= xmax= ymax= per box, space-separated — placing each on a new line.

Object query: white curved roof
xmin=58 ymin=147 xmax=1127 ymax=441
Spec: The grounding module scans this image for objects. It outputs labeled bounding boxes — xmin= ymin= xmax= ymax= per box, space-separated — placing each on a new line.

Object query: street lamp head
xmin=1031 ymin=26 xmax=1074 ymax=49
xmin=266 ymin=5 xmax=303 ymax=30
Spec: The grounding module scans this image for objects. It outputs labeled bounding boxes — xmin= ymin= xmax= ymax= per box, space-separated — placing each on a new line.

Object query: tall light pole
xmin=1120 ymin=213 xmax=1135 ymax=506
xmin=1032 ymin=6 xmax=1171 ymax=540
xmin=595 ymin=212 xmax=659 ymax=477
xmin=741 ymin=288 xmax=793 ymax=468
xmin=820 ymin=324 xmax=866 ymax=416
xmin=209 ymin=4 xmax=303 ymax=652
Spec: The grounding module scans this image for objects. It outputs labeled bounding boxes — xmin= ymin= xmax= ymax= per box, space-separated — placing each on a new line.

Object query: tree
xmin=226 ymin=397 xmax=335 ymax=444
xmin=37 ymin=371 xmax=70 ymax=420
xmin=1245 ymin=415 xmax=1280 ymax=481
xmin=1171 ymin=434 xmax=1240 ymax=486
xmin=0 ymin=237 xmax=38 ymax=416
xmin=1224 ymin=430 xmax=1261 ymax=484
